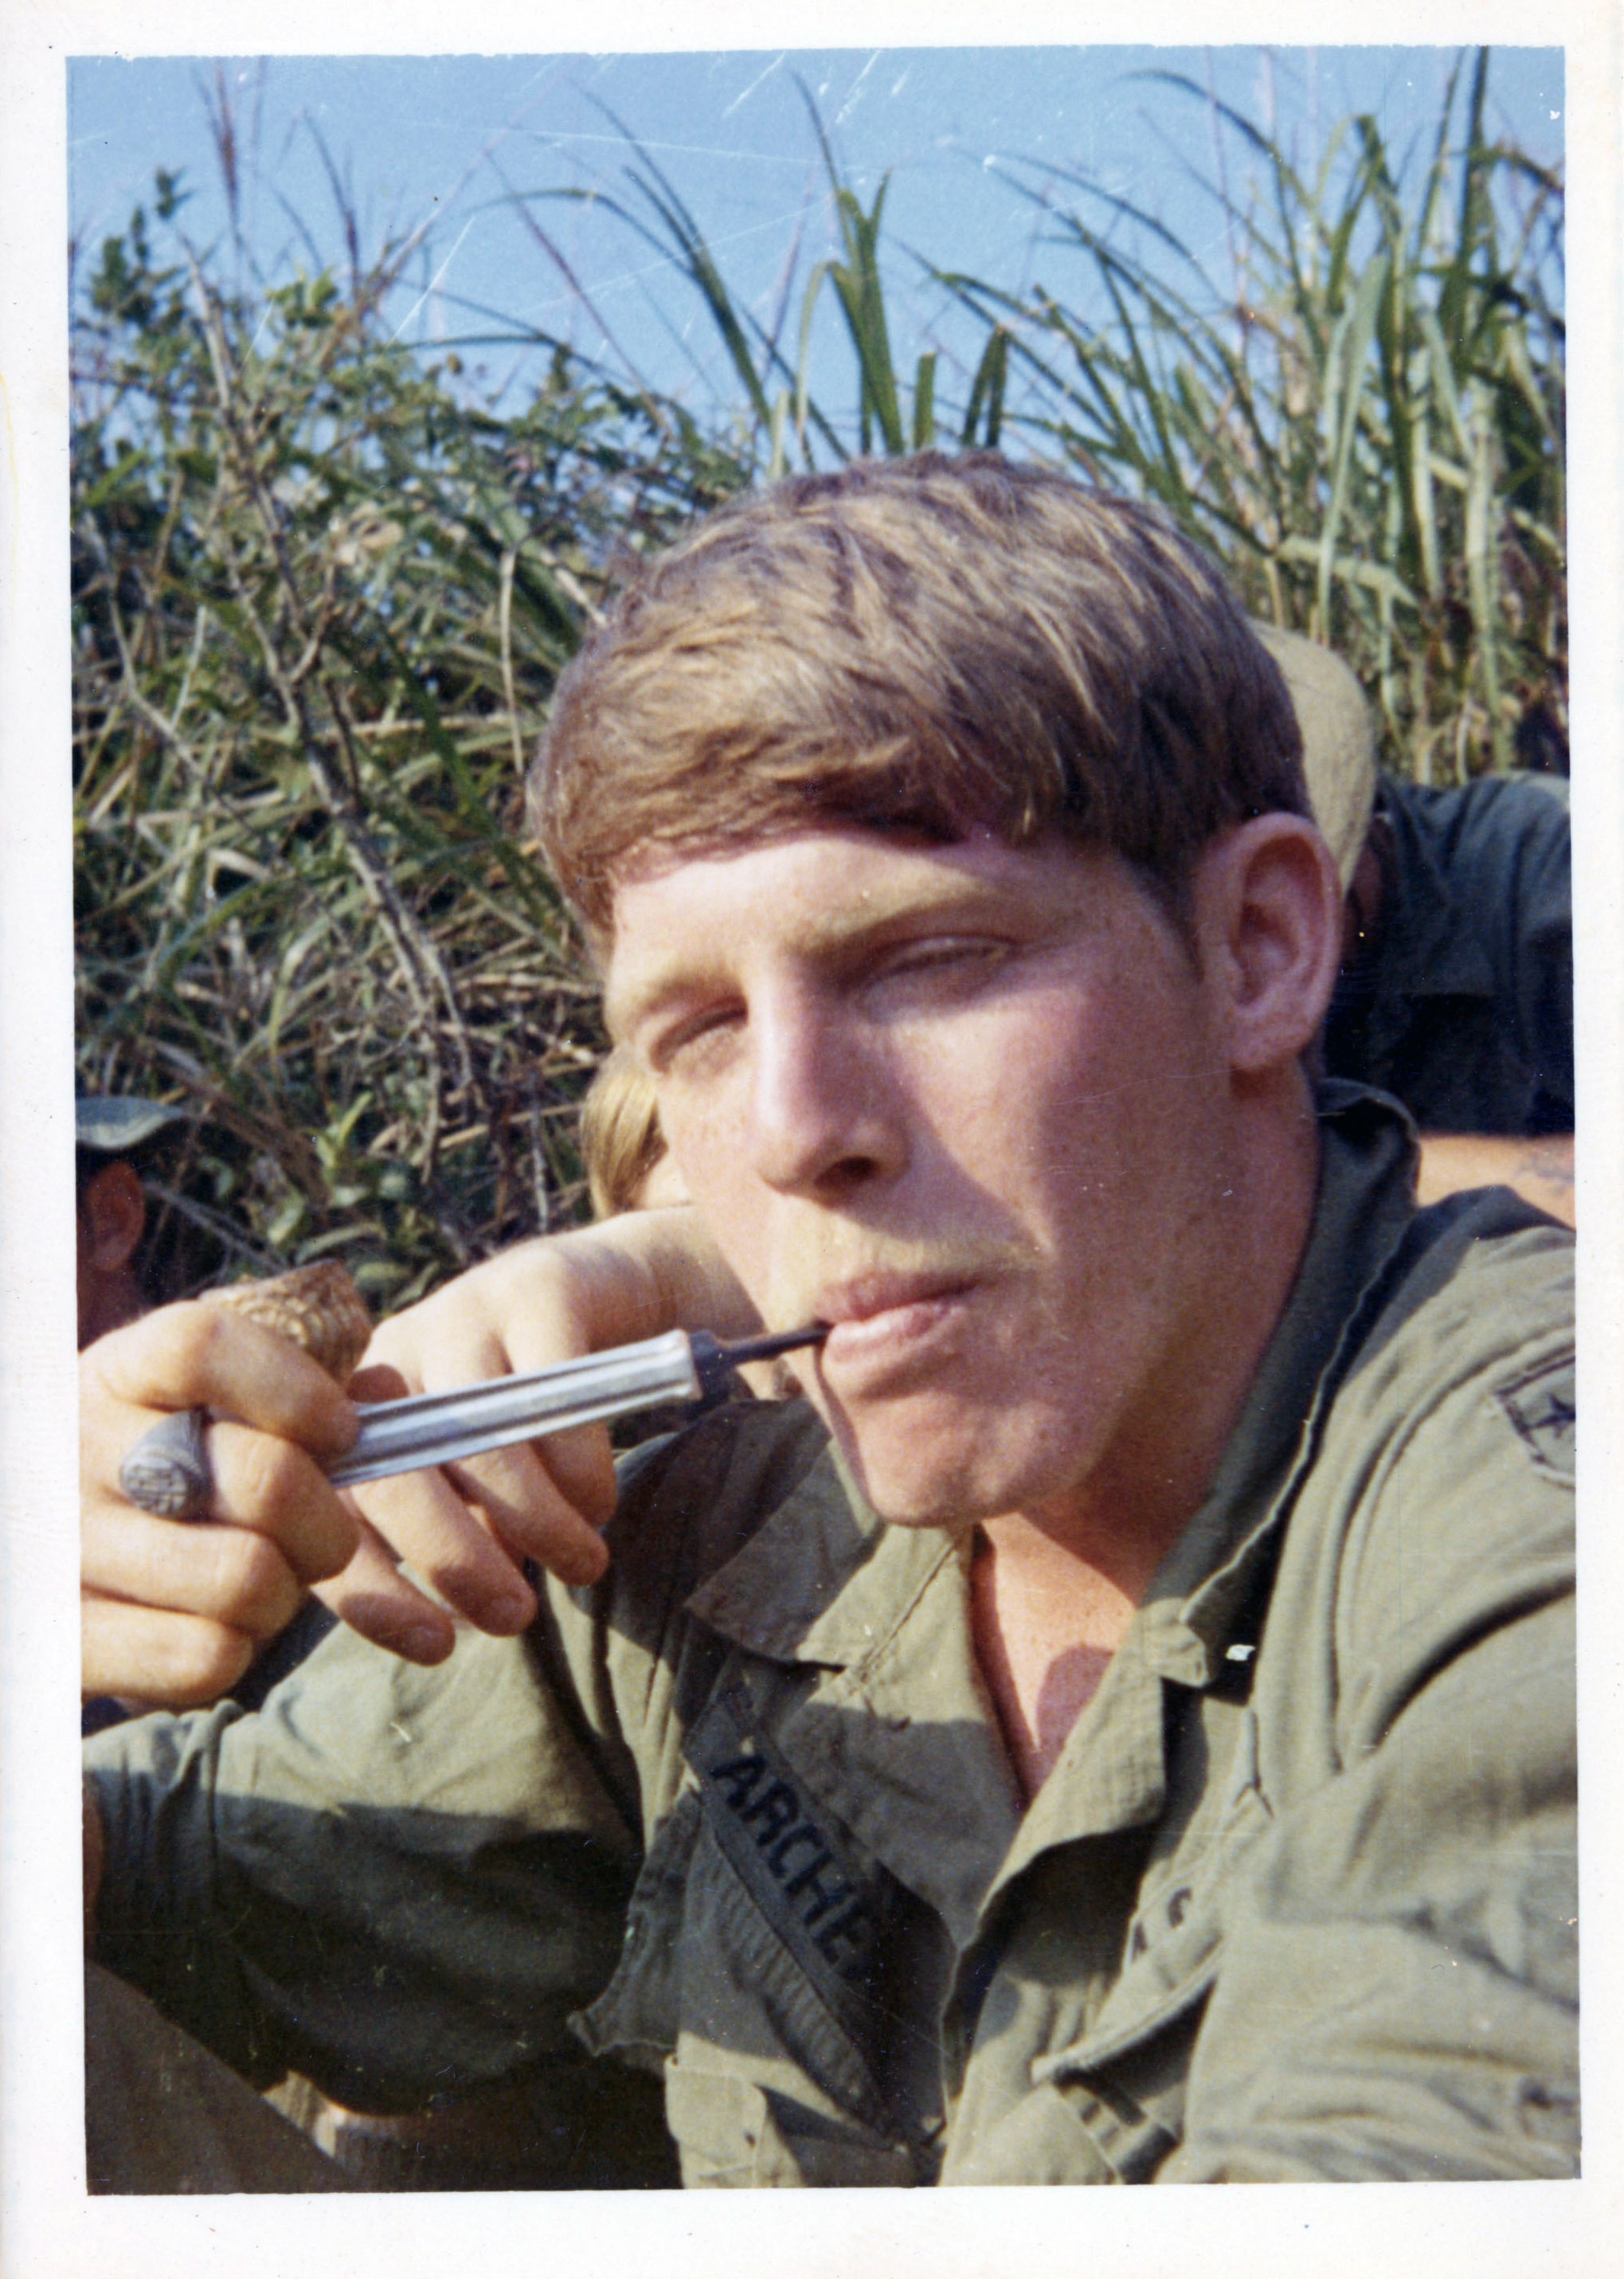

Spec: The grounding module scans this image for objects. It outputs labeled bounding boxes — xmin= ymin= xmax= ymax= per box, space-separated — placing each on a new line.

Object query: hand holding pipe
xmin=119 ymin=1319 xmax=827 ymax=1522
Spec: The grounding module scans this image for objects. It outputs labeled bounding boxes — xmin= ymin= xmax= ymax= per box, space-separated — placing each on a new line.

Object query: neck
xmin=970 ymin=1525 xmax=1137 ymax=1796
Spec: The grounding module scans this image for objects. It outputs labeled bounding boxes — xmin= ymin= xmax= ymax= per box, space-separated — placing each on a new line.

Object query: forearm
xmin=523 ymin=1205 xmax=760 ymax=1346
xmin=1415 ymin=1130 xmax=1574 ymax=1227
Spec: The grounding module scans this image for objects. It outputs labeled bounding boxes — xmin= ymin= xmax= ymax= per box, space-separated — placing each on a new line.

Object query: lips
xmin=805 ymin=1272 xmax=980 ymax=1389
xmin=810 ymin=1269 xmax=972 ymax=1326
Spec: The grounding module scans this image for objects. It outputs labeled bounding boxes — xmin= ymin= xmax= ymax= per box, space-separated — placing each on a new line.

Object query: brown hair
xmin=532 ymin=452 xmax=1306 ymax=946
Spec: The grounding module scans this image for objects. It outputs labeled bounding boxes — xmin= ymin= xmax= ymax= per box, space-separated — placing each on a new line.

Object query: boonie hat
xmin=1252 ymin=623 xmax=1378 ymax=889
xmin=75 ymin=1095 xmax=190 ymax=1154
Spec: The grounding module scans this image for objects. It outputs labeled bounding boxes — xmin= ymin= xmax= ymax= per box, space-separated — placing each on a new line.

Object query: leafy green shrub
xmin=73 ymin=189 xmax=749 ymax=1304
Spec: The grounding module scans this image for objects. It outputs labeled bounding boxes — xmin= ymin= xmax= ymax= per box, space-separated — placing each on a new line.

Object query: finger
xmin=89 ymin=1302 xmax=357 ymax=1462
xmin=345 ymin=1463 xmax=540 ymax=1634
xmin=206 ymin=1420 xmax=360 ymax=1586
xmin=405 ymin=1413 xmax=616 ymax=1548
xmin=518 ymin=1420 xmax=618 ymax=1533
xmin=82 ymin=1501 xmax=305 ymax=1642
xmin=440 ymin=1444 xmax=612 ymax=1589
xmin=361 ymin=1305 xmax=519 ymax=1394
xmin=350 ymin=1425 xmax=614 ymax=1604
xmin=342 ymin=1275 xmax=622 ymax=1617
xmin=346 ymin=1359 xmax=413 ymax=1404
xmin=313 ymin=1521 xmax=456 ymax=1666
xmin=81 ymin=1594 xmax=256 ymax=1712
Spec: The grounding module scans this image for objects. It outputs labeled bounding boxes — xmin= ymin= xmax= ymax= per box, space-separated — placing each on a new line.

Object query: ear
xmin=1190 ymin=815 xmax=1344 ymax=1075
xmin=80 ymin=1158 xmax=148 ymax=1271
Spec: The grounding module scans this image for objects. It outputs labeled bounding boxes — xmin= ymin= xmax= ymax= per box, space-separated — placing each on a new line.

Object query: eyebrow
xmin=603 ymin=958 xmax=724 ymax=1047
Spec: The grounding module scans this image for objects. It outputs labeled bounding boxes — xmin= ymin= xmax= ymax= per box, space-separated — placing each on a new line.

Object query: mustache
xmin=765 ymin=1232 xmax=1039 ymax=1320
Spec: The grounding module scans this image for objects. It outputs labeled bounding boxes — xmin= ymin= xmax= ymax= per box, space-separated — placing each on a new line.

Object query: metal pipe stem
xmin=118 ymin=1324 xmax=826 ymax=1520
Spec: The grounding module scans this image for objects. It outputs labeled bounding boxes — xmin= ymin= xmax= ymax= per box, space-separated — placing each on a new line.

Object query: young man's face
xmin=607 ymin=825 xmax=1252 ymax=1540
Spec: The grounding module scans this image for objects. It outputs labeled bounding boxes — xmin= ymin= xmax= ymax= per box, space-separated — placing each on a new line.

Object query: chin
xmin=824 ymin=1396 xmax=1063 ymax=1533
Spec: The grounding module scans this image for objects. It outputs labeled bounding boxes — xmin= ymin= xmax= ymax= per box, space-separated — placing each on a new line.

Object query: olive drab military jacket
xmin=87 ymin=1086 xmax=1578 ymax=2185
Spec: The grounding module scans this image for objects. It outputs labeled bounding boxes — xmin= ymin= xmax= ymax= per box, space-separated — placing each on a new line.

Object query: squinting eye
xmin=877 ymin=938 xmax=1007 ymax=985
xmin=652 ymin=1007 xmax=744 ymax=1076
xmin=896 ymin=941 xmax=984 ymax=969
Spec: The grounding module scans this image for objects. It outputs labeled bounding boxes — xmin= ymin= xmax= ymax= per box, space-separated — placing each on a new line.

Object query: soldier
xmin=74 ymin=1095 xmax=188 ymax=1349
xmin=81 ymin=456 xmax=1575 ymax=2186
xmin=1256 ymin=628 xmax=1573 ymax=1226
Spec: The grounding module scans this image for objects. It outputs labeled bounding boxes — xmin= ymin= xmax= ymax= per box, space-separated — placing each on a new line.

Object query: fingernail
xmin=401 ymin=1623 xmax=452 ymax=1663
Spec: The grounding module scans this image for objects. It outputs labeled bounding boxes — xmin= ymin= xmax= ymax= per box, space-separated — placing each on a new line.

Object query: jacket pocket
xmin=1026 ymin=1974 xmax=1215 ymax=2184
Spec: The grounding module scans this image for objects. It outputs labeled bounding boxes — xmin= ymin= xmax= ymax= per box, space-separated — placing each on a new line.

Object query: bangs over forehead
xmin=530 ymin=452 xmax=1306 ymax=948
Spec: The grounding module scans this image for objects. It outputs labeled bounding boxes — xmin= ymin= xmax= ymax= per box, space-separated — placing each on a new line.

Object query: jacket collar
xmin=1150 ymin=1081 xmax=1419 ymax=1673
xmin=685 ymin=1435 xmax=953 ymax=1670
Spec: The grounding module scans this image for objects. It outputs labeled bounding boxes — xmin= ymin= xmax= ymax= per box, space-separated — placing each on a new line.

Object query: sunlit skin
xmin=607 ymin=822 xmax=1340 ymax=1604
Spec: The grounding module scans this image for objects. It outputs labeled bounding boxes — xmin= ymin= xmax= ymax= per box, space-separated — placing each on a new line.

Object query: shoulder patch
xmin=1494 ymin=1353 xmax=1575 ymax=1479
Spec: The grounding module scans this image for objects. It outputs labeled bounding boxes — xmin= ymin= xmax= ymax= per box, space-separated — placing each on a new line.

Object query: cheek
xmin=913 ymin=999 xmax=1117 ymax=1180
xmin=663 ymin=1097 xmax=769 ymax=1252
xmin=939 ymin=998 xmax=1218 ymax=1235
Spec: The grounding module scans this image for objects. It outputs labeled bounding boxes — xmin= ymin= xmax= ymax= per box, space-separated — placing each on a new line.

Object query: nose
xmin=746 ymin=986 xmax=909 ymax=1200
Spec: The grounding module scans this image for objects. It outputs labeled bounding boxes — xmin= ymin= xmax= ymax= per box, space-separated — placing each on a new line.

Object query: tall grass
xmin=495 ymin=78 xmax=1012 ymax=478
xmin=577 ymin=53 xmax=1563 ymax=781
xmin=954 ymin=53 xmax=1566 ymax=781
xmin=72 ymin=49 xmax=1563 ymax=1302
xmin=73 ymin=186 xmax=750 ymax=1302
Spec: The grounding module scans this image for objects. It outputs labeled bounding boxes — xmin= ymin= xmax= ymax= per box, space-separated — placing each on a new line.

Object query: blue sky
xmin=68 ymin=46 xmax=1564 ymax=430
